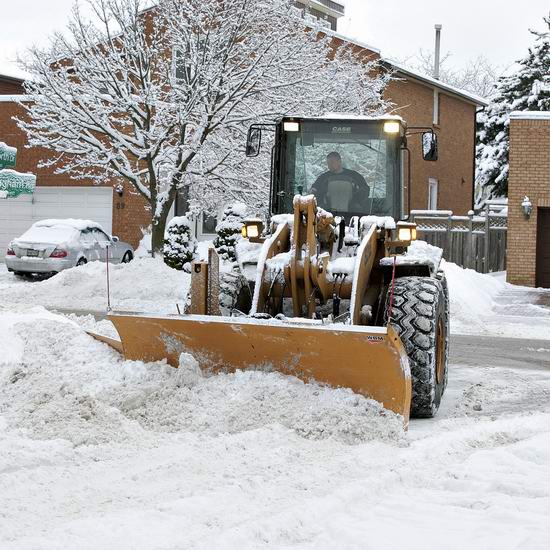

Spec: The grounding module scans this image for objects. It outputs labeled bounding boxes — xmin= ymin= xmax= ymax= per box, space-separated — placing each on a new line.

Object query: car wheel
xmin=122 ymin=251 xmax=133 ymax=263
xmin=76 ymin=258 xmax=87 ymax=267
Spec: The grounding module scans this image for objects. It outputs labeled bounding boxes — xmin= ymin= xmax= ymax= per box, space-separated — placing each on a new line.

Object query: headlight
xmin=242 ymin=220 xmax=264 ymax=241
xmin=397 ymin=225 xmax=417 ymax=242
xmin=245 ymin=224 xmax=259 ymax=239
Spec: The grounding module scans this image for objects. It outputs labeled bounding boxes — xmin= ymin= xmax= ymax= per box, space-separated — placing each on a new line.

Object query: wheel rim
xmin=435 ymin=317 xmax=445 ymax=385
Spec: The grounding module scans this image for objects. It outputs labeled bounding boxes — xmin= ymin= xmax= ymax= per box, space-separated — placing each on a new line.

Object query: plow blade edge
xmin=108 ymin=313 xmax=412 ymax=426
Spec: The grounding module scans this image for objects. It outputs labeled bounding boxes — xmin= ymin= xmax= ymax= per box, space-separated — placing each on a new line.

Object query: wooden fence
xmin=410 ymin=202 xmax=507 ymax=273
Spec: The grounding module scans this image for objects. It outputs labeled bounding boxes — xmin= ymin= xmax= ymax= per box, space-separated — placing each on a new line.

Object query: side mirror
xmin=111 ymin=236 xmax=119 ymax=242
xmin=422 ymin=131 xmax=438 ymax=161
xmin=246 ymin=127 xmax=262 ymax=157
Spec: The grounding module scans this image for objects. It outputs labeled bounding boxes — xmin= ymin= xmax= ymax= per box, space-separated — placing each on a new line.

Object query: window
xmin=281 ymin=120 xmax=401 ymax=218
xmin=428 ymin=178 xmax=438 ymax=210
xmin=433 ymin=90 xmax=440 ymax=126
xmin=92 ymin=228 xmax=111 ymax=245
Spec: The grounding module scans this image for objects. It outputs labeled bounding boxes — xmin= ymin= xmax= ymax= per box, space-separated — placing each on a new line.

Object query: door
xmin=536 ymin=208 xmax=550 ymax=288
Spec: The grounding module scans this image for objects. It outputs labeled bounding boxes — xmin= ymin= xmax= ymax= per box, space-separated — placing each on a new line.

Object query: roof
xmin=510 ymin=110 xmax=550 ymax=120
xmin=324 ymin=28 xmax=488 ymax=107
xmin=0 ymin=73 xmax=25 ymax=85
xmin=382 ymin=59 xmax=489 ymax=107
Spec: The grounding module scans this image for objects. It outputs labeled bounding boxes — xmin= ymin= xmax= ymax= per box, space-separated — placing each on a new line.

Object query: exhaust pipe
xmin=434 ymin=24 xmax=442 ymax=80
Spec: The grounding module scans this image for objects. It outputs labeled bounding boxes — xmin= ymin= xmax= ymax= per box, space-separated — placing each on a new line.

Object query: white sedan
xmin=5 ymin=219 xmax=134 ymax=276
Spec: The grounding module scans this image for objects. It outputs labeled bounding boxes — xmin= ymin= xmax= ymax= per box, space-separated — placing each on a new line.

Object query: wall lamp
xmin=115 ymin=183 xmax=124 ymax=197
xmin=521 ymin=196 xmax=532 ymax=219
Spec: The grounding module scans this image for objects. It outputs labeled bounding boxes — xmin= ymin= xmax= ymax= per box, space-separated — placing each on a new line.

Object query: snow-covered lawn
xmin=2 ymin=257 xmax=550 ymax=548
xmin=1 ymin=307 xmax=550 ymax=549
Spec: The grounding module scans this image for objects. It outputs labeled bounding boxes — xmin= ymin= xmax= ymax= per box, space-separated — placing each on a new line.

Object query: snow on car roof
xmin=33 ymin=219 xmax=104 ymax=231
xmin=12 ymin=219 xmax=105 ymax=248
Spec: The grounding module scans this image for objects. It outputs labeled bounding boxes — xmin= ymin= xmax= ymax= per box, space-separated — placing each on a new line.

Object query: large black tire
xmin=384 ymin=276 xmax=449 ymax=418
xmin=219 ymin=271 xmax=254 ymax=315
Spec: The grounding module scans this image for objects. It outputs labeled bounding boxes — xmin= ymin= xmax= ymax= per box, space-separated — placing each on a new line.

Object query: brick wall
xmin=385 ymin=78 xmax=476 ymax=214
xmin=507 ymin=116 xmax=550 ymax=286
xmin=111 ymin=180 xmax=151 ymax=249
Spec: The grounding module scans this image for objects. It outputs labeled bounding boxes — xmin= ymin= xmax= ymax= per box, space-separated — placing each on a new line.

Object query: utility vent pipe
xmin=434 ymin=24 xmax=442 ymax=80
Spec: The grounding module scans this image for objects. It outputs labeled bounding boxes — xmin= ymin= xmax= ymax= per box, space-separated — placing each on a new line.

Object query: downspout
xmin=473 ymin=106 xmax=484 ymax=211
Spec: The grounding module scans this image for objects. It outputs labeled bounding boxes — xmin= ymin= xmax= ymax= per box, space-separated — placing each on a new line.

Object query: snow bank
xmin=4 ymin=257 xmax=189 ymax=314
xmin=2 ymin=307 xmax=550 ymax=547
xmin=443 ymin=260 xmax=503 ymax=322
xmin=0 ymin=308 xmax=404 ymax=447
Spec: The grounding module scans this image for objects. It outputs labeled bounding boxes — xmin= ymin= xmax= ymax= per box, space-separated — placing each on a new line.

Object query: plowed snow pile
xmin=0 ymin=307 xmax=404 ymax=447
xmin=2 ymin=258 xmax=189 ymax=314
xmin=2 ymin=307 xmax=550 ymax=548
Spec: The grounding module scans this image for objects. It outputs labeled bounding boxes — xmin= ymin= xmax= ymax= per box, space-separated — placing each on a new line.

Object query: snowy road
xmin=452 ymin=334 xmax=550 ymax=370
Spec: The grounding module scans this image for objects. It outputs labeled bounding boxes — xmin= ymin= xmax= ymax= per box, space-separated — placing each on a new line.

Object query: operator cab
xmin=275 ymin=116 xmax=404 ymax=220
xmin=246 ymin=115 xmax=438 ymax=222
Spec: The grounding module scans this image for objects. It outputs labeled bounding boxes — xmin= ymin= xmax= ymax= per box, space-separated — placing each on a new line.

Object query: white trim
xmin=0 ymin=95 xmax=30 ymax=102
xmin=510 ymin=111 xmax=550 ymax=120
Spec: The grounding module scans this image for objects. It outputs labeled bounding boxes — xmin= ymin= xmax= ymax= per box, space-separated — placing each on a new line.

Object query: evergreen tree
xmin=476 ymin=15 xmax=550 ymax=203
xmin=163 ymin=216 xmax=197 ymax=272
xmin=213 ymin=203 xmax=248 ymax=262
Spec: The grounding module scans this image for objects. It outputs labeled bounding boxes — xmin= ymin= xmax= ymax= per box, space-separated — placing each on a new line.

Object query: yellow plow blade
xmin=106 ymin=313 xmax=412 ymax=426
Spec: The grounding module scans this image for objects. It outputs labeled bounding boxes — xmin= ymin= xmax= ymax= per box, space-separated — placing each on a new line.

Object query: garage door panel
xmin=0 ymin=187 xmax=113 ymax=261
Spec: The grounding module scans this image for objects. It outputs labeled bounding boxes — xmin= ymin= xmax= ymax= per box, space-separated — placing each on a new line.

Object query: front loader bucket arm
xmin=108 ymin=313 xmax=412 ymax=427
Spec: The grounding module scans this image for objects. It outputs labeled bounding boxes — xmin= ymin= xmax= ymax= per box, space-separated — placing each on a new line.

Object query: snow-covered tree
xmin=163 ymin=215 xmax=196 ymax=271
xmin=476 ymin=15 xmax=550 ymax=202
xmin=213 ymin=202 xmax=248 ymax=262
xmin=19 ymin=0 xmax=390 ymax=255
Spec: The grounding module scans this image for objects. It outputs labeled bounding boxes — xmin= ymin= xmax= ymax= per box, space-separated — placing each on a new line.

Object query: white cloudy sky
xmin=0 ymin=0 xmax=548 ymax=79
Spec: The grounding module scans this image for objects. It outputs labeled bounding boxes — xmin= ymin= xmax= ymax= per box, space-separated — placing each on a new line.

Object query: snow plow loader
xmin=99 ymin=115 xmax=449 ymax=427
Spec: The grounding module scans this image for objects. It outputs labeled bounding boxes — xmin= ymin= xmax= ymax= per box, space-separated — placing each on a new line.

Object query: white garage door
xmin=0 ymin=186 xmax=113 ymax=260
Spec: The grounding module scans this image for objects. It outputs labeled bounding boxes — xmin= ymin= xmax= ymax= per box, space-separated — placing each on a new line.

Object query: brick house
xmin=0 ymin=10 xmax=486 ymax=253
xmin=507 ymin=112 xmax=550 ymax=288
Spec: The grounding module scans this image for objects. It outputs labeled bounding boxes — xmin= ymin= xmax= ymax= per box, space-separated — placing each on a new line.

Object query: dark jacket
xmin=310 ymin=168 xmax=370 ymax=213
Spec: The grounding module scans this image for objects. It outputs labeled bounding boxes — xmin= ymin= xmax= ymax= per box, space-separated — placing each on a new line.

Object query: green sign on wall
xmin=0 ymin=170 xmax=36 ymax=198
xmin=0 ymin=141 xmax=17 ymax=170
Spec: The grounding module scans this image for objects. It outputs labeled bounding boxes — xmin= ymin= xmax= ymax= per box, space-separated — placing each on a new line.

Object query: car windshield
xmin=279 ymin=120 xmax=401 ymax=219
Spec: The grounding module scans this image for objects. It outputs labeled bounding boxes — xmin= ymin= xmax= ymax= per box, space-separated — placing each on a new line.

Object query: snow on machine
xmin=95 ymin=115 xmax=449 ymax=427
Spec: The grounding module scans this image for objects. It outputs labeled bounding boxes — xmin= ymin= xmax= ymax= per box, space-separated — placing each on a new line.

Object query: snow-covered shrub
xmin=214 ymin=203 xmax=248 ymax=262
xmin=164 ymin=216 xmax=197 ymax=272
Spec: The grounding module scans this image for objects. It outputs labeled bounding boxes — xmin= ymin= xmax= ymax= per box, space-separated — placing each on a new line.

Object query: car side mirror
xmin=111 ymin=236 xmax=119 ymax=242
xmin=422 ymin=131 xmax=438 ymax=161
xmin=246 ymin=127 xmax=262 ymax=157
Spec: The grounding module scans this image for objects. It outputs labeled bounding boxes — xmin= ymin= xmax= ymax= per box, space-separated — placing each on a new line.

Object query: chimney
xmin=434 ymin=24 xmax=442 ymax=80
